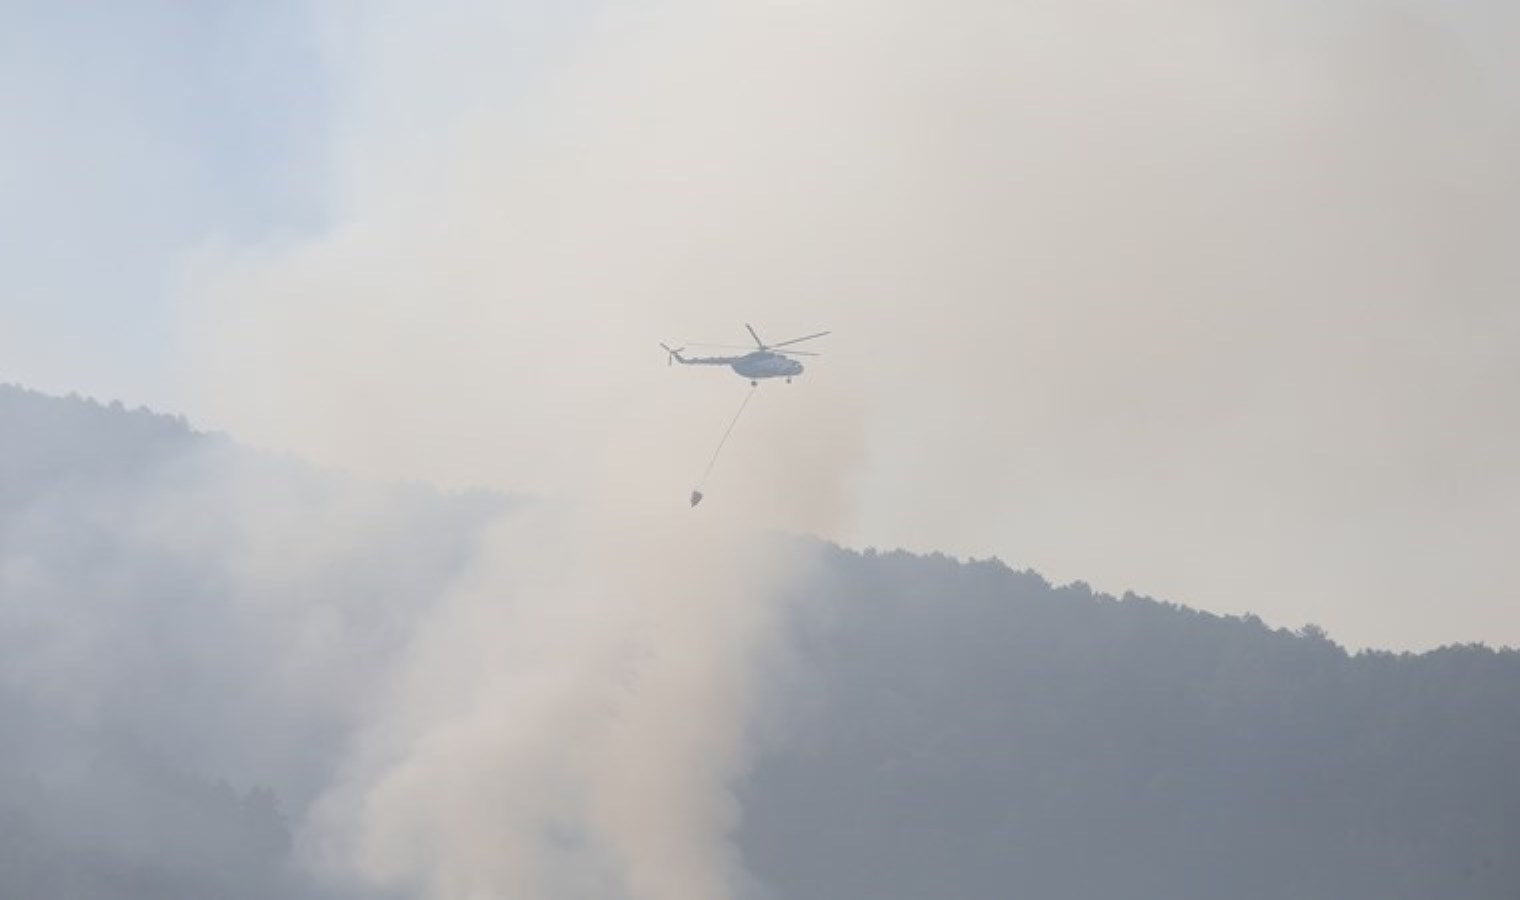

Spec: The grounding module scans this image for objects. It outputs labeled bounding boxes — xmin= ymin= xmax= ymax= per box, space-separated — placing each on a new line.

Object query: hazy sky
xmin=4 ymin=0 xmax=1519 ymax=651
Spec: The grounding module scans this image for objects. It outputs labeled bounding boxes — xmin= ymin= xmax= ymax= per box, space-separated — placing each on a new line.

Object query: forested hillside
xmin=741 ymin=548 xmax=1520 ymax=898
xmin=0 ymin=385 xmax=497 ymax=898
xmin=3 ymin=385 xmax=1517 ymax=899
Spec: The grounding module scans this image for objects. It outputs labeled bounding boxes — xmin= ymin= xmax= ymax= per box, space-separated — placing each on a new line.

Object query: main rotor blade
xmin=769 ymin=330 xmax=830 ymax=349
xmin=745 ymin=323 xmax=765 ymax=349
xmin=683 ymin=343 xmax=755 ymax=350
xmin=775 ymin=349 xmax=821 ymax=356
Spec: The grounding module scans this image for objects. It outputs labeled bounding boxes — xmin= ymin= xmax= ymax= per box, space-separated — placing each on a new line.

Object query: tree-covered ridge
xmin=740 ymin=546 xmax=1520 ymax=899
xmin=1 ymin=385 xmax=493 ymax=899
xmin=0 ymin=686 xmax=300 ymax=899
xmin=3 ymin=384 xmax=1517 ymax=898
xmin=1 ymin=384 xmax=200 ymax=502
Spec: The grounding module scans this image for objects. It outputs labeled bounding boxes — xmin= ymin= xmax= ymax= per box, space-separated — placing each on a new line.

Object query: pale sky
xmin=4 ymin=0 xmax=1519 ymax=651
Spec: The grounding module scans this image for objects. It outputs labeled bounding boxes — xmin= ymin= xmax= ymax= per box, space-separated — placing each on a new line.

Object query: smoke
xmin=156 ymin=0 xmax=1520 ymax=893
xmin=2 ymin=387 xmax=819 ymax=897
xmin=7 ymin=0 xmax=1516 ymax=895
xmin=169 ymin=10 xmax=869 ymax=898
xmin=296 ymin=501 xmax=808 ymax=899
xmin=169 ymin=0 xmax=1520 ymax=652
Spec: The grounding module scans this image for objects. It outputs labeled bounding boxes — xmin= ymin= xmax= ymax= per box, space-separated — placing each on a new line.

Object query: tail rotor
xmin=659 ymin=343 xmax=686 ymax=366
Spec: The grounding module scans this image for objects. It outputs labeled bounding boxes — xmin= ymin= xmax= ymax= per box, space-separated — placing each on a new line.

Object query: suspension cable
xmin=691 ymin=384 xmax=758 ymax=506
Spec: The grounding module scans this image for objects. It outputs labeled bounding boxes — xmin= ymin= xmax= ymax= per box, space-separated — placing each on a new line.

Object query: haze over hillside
xmin=10 ymin=0 xmax=1520 ymax=653
xmin=7 ymin=0 xmax=1520 ymax=897
xmin=3 ymin=385 xmax=1517 ymax=899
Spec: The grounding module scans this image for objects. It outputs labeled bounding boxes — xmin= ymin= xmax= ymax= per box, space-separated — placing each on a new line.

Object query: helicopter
xmin=660 ymin=324 xmax=829 ymax=385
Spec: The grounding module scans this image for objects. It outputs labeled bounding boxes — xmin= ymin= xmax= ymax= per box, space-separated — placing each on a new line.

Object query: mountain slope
xmin=740 ymin=548 xmax=1520 ymax=899
xmin=3 ymin=384 xmax=1518 ymax=899
xmin=1 ymin=385 xmax=501 ymax=898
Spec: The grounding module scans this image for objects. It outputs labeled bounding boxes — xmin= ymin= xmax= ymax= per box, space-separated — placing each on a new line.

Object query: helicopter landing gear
xmin=750 ymin=380 xmax=758 ymax=387
xmin=786 ymin=377 xmax=792 ymax=384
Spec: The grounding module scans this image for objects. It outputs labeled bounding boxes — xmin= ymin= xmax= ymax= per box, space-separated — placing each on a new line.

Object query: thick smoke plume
xmin=160 ymin=0 xmax=1520 ymax=893
xmin=302 ymin=504 xmax=811 ymax=898
xmin=175 ymin=10 xmax=868 ymax=894
xmin=177 ymin=0 xmax=1520 ymax=651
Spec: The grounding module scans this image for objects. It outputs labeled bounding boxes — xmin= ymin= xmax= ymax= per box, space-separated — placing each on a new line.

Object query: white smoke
xmin=304 ymin=504 xmax=806 ymax=899
xmin=176 ymin=0 xmax=1520 ymax=651
xmin=174 ymin=10 xmax=865 ymax=894
xmin=164 ymin=0 xmax=1520 ymax=893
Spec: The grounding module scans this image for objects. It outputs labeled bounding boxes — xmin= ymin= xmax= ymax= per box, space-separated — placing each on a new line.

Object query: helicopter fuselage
xmin=661 ymin=325 xmax=824 ymax=382
xmin=731 ymin=351 xmax=803 ymax=380
xmin=665 ymin=348 xmax=804 ymax=380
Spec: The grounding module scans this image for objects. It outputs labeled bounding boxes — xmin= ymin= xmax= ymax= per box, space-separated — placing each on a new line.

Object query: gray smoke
xmin=148 ymin=0 xmax=1520 ymax=893
xmin=174 ymin=0 xmax=1520 ymax=651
